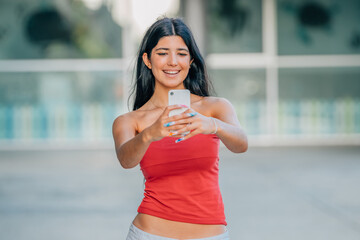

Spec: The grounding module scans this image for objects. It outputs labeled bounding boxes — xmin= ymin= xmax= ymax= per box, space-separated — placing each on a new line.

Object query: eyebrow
xmin=155 ymin=47 xmax=189 ymax=52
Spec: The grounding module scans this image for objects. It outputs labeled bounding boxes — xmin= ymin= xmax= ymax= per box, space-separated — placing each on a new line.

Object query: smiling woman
xmin=112 ymin=17 xmax=248 ymax=240
xmin=142 ymin=36 xmax=193 ymax=90
xmin=130 ymin=17 xmax=212 ymax=111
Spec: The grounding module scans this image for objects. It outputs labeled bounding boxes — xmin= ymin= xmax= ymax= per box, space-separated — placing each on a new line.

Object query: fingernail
xmin=164 ymin=121 xmax=175 ymax=127
xmin=187 ymin=112 xmax=197 ymax=117
xmin=180 ymin=104 xmax=188 ymax=108
xmin=169 ymin=131 xmax=177 ymax=136
xmin=175 ymin=137 xmax=184 ymax=143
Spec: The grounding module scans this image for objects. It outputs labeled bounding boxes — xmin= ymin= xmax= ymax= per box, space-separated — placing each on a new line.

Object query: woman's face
xmin=143 ymin=36 xmax=193 ymax=89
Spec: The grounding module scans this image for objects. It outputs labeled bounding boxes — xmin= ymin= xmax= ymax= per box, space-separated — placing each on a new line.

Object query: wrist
xmin=141 ymin=128 xmax=153 ymax=143
xmin=210 ymin=117 xmax=218 ymax=135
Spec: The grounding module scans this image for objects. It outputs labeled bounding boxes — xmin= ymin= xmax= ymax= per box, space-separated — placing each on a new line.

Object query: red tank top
xmin=138 ymin=134 xmax=226 ymax=225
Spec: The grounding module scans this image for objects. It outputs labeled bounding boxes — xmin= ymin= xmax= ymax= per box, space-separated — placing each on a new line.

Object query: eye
xmin=178 ymin=53 xmax=188 ymax=56
xmin=157 ymin=52 xmax=167 ymax=56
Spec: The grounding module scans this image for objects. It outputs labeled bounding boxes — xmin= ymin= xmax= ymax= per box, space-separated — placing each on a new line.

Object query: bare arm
xmin=211 ymin=98 xmax=248 ymax=153
xmin=112 ymin=105 xmax=187 ymax=169
xmin=174 ymin=97 xmax=248 ymax=153
xmin=112 ymin=114 xmax=151 ymax=169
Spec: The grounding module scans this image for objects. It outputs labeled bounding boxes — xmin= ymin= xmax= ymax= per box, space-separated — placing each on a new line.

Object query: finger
xmin=176 ymin=121 xmax=198 ymax=135
xmin=182 ymin=108 xmax=196 ymax=115
xmin=167 ymin=124 xmax=186 ymax=130
xmin=166 ymin=111 xmax=197 ymax=123
xmin=162 ymin=104 xmax=185 ymax=117
xmin=165 ymin=125 xmax=185 ymax=136
xmin=175 ymin=129 xmax=200 ymax=143
xmin=164 ymin=117 xmax=194 ymax=128
xmin=163 ymin=121 xmax=176 ymax=128
xmin=164 ymin=107 xmax=190 ymax=123
xmin=163 ymin=111 xmax=197 ymax=128
xmin=163 ymin=119 xmax=189 ymax=129
xmin=168 ymin=132 xmax=184 ymax=138
xmin=171 ymin=125 xmax=192 ymax=137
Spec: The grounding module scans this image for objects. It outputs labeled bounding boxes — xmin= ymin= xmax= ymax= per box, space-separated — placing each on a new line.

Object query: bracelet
xmin=210 ymin=117 xmax=218 ymax=134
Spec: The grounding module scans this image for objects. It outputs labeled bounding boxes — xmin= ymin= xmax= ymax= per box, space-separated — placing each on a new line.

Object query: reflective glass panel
xmin=277 ymin=0 xmax=360 ymax=55
xmin=0 ymin=71 xmax=124 ymax=140
xmin=206 ymin=0 xmax=262 ymax=54
xmin=209 ymin=68 xmax=266 ymax=135
xmin=0 ymin=1 xmax=123 ymax=59
xmin=278 ymin=67 xmax=360 ymax=135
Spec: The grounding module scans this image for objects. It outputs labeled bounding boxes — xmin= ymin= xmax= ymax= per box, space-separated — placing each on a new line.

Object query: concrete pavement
xmin=0 ymin=146 xmax=359 ymax=239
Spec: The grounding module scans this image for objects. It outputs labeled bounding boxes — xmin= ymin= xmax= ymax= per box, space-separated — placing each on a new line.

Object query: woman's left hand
xmin=163 ymin=98 xmax=247 ymax=152
xmin=165 ymin=108 xmax=217 ymax=143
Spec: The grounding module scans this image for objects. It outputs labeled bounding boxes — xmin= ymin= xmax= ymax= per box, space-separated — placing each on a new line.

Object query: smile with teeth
xmin=163 ymin=70 xmax=180 ymax=75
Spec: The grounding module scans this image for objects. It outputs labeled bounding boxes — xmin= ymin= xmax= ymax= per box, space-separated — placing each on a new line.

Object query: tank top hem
xmin=138 ymin=207 xmax=227 ymax=226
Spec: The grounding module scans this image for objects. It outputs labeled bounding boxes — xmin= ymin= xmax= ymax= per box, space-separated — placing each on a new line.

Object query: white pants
xmin=126 ymin=223 xmax=230 ymax=240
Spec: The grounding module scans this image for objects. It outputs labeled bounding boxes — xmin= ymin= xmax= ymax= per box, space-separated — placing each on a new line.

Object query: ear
xmin=190 ymin=58 xmax=194 ymax=66
xmin=142 ymin=53 xmax=152 ymax=69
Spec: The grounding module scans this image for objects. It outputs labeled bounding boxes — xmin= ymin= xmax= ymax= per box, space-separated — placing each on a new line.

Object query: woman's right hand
xmin=144 ymin=104 xmax=191 ymax=142
xmin=113 ymin=104 xmax=194 ymax=168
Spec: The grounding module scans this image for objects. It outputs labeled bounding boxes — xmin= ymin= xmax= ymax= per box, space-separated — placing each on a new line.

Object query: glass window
xmin=206 ymin=0 xmax=263 ymax=54
xmin=278 ymin=67 xmax=360 ymax=135
xmin=209 ymin=69 xmax=266 ymax=135
xmin=277 ymin=0 xmax=360 ymax=55
xmin=0 ymin=1 xmax=123 ymax=59
xmin=0 ymin=71 xmax=124 ymax=140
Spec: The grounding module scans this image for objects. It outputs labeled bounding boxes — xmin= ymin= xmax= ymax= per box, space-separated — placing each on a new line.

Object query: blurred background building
xmin=0 ymin=0 xmax=360 ymax=148
xmin=1 ymin=1 xmax=360 ymax=240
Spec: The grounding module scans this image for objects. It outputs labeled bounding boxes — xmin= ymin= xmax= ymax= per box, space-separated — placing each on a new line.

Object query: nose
xmin=168 ymin=53 xmax=178 ymax=66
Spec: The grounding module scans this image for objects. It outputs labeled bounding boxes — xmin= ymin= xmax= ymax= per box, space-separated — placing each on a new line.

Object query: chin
xmin=161 ymin=81 xmax=185 ymax=89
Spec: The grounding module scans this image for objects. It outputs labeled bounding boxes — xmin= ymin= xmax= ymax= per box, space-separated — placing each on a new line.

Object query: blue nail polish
xmin=187 ymin=112 xmax=197 ymax=117
xmin=175 ymin=137 xmax=184 ymax=143
xmin=164 ymin=121 xmax=175 ymax=127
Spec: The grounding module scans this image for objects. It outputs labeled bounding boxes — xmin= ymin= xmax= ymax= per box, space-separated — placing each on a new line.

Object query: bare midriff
xmin=132 ymin=213 xmax=226 ymax=239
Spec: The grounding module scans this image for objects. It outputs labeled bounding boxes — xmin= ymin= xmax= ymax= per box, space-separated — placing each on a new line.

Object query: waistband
xmin=126 ymin=223 xmax=230 ymax=240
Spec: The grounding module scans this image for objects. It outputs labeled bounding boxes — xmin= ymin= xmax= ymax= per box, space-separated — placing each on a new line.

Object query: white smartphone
xmin=168 ymin=89 xmax=190 ymax=117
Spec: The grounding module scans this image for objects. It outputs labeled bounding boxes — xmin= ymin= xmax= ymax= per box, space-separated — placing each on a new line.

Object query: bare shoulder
xmin=200 ymin=96 xmax=239 ymax=125
xmin=202 ymin=96 xmax=232 ymax=106
xmin=113 ymin=108 xmax=153 ymax=134
xmin=201 ymin=96 xmax=235 ymax=113
xmin=113 ymin=111 xmax=134 ymax=127
xmin=113 ymin=112 xmax=136 ymax=132
xmin=113 ymin=110 xmax=142 ymax=133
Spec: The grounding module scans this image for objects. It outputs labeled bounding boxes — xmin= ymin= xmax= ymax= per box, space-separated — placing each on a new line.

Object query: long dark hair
xmin=130 ymin=17 xmax=214 ymax=110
